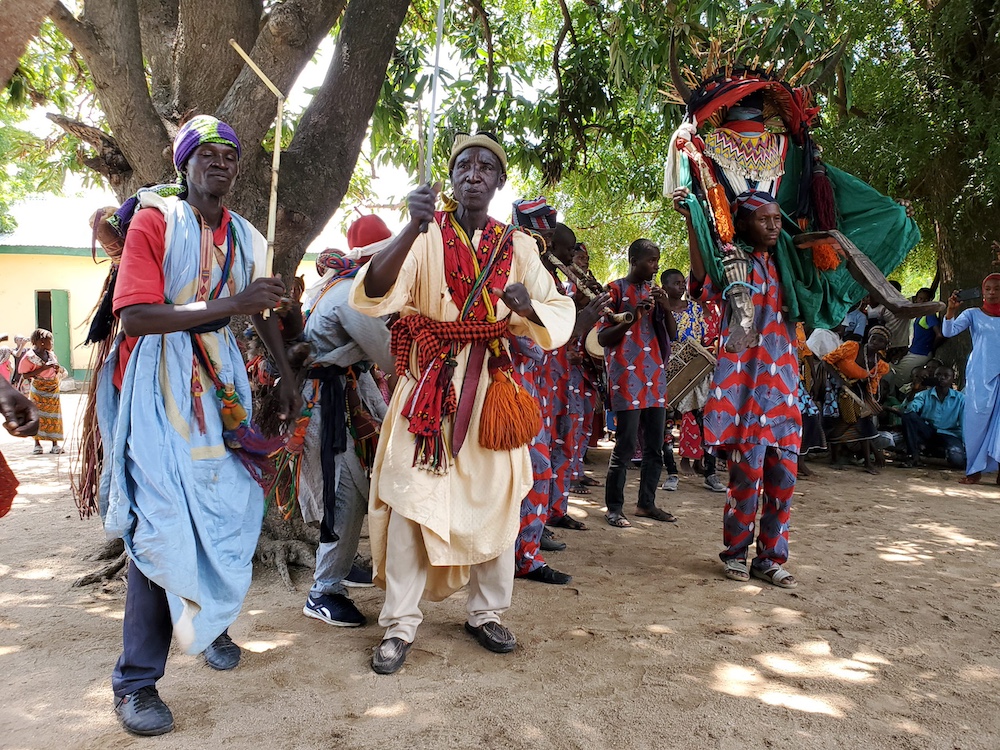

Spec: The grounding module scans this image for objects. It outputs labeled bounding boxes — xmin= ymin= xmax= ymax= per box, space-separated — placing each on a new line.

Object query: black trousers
xmin=112 ymin=560 xmax=172 ymax=698
xmin=606 ymin=407 xmax=665 ymax=515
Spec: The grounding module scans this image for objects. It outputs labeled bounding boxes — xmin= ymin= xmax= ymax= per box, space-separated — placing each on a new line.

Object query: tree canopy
xmin=3 ymin=1 xmax=999 ymax=292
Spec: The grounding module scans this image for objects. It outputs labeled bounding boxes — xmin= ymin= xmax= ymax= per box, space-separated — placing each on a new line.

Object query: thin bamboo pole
xmin=229 ymin=39 xmax=285 ymax=317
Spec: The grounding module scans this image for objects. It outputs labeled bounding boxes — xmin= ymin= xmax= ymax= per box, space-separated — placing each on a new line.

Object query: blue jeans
xmin=310 ymin=466 xmax=367 ymax=598
xmin=901 ymin=411 xmax=966 ymax=468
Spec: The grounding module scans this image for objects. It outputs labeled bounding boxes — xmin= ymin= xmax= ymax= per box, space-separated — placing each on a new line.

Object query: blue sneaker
xmin=343 ymin=563 xmax=374 ymax=588
xmin=303 ymin=593 xmax=366 ymax=627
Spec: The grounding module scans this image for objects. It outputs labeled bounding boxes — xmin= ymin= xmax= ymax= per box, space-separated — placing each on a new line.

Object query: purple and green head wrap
xmin=109 ymin=115 xmax=242 ymax=238
xmin=172 ymin=115 xmax=241 ymax=175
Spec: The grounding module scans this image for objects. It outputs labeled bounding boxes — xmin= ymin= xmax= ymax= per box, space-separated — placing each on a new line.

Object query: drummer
xmin=659 ymin=268 xmax=726 ymax=494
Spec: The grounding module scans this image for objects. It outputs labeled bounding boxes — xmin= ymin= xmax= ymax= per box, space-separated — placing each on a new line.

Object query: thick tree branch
xmin=0 ymin=0 xmax=56 ymax=88
xmin=136 ymin=0 xmax=179 ymax=115
xmin=217 ymin=0 xmax=347 ymax=162
xmin=47 ymin=112 xmax=132 ymax=189
xmin=52 ymin=0 xmax=172 ymax=194
xmin=174 ymin=0 xmax=261 ymax=116
xmin=49 ymin=1 xmax=100 ymax=58
xmin=265 ymin=0 xmax=411 ymax=279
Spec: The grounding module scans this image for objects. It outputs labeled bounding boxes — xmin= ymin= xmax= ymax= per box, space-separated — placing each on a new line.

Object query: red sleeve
xmin=113 ymin=208 xmax=167 ymax=314
xmin=112 ymin=208 xmax=168 ymax=390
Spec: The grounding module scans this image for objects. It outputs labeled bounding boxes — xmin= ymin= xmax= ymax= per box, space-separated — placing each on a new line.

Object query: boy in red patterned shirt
xmin=598 ymin=239 xmax=677 ymax=527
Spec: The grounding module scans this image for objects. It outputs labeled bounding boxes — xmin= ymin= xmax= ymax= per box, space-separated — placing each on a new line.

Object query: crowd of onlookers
xmin=783 ymin=275 xmax=999 ymax=483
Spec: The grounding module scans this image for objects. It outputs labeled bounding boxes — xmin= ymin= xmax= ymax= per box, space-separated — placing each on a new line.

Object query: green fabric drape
xmin=682 ymin=143 xmax=921 ymax=330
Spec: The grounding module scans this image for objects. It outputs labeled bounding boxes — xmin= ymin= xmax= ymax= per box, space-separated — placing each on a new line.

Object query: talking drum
xmin=584 ymin=327 xmax=604 ymax=359
xmin=665 ymin=339 xmax=717 ymax=411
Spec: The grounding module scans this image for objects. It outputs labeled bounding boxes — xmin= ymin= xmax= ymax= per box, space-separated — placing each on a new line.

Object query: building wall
xmin=0 ymin=248 xmax=109 ymax=377
xmin=1 ymin=247 xmax=322 ymax=379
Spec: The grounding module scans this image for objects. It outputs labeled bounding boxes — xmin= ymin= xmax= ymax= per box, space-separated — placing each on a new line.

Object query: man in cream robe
xmin=350 ymin=133 xmax=575 ymax=673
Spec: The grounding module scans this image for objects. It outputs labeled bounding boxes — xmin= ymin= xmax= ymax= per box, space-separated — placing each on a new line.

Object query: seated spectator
xmin=887 ymin=288 xmax=943 ymax=390
xmin=901 ymin=365 xmax=966 ymax=468
xmin=839 ymin=301 xmax=869 ymax=342
xmin=867 ymin=281 xmax=911 ymax=362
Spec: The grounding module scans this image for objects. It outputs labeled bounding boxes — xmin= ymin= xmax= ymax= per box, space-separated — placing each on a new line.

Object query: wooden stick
xmin=229 ymin=39 xmax=285 ymax=317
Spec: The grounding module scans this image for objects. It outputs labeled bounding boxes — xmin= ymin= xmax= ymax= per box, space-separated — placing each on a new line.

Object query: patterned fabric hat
xmin=173 ymin=115 xmax=241 ymax=174
xmin=511 ymin=197 xmax=557 ymax=230
xmin=316 ymin=249 xmax=353 ymax=278
xmin=733 ymin=189 xmax=777 ymax=215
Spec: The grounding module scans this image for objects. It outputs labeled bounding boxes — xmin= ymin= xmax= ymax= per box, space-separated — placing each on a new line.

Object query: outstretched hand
xmin=0 ymin=380 xmax=39 ymax=437
xmin=579 ymin=292 xmax=611 ymax=329
xmin=672 ymin=187 xmax=692 ymax=219
xmin=947 ymin=290 xmax=963 ymax=317
xmin=407 ymin=182 xmax=442 ymax=228
xmin=234 ymin=275 xmax=286 ymax=316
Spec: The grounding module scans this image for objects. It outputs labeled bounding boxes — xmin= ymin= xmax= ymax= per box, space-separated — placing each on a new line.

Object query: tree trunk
xmin=0 ymin=0 xmax=56 ymax=88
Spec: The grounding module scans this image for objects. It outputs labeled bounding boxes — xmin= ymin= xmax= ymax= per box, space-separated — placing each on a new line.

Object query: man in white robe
xmin=350 ymin=133 xmax=575 ymax=674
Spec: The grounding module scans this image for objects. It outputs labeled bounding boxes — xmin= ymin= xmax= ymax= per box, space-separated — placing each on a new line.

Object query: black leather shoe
xmin=521 ymin=564 xmax=572 ymax=585
xmin=540 ymin=531 xmax=566 ymax=552
xmin=114 ymin=686 xmax=174 ymax=736
xmin=203 ymin=631 xmax=241 ymax=671
xmin=464 ymin=621 xmax=517 ymax=653
xmin=372 ymin=637 xmax=412 ymax=674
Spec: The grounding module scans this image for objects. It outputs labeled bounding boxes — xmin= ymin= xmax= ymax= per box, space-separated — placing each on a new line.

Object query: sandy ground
xmin=2 ymin=394 xmax=1000 ymax=749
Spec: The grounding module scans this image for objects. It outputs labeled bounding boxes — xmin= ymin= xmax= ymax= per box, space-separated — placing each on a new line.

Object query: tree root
xmin=84 ymin=537 xmax=125 ymax=562
xmin=74 ymin=550 xmax=127 ymax=587
xmin=254 ymin=537 xmax=316 ymax=592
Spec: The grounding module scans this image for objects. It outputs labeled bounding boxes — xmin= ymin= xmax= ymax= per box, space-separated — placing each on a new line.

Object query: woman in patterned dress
xmin=16 ymin=329 xmax=63 ymax=454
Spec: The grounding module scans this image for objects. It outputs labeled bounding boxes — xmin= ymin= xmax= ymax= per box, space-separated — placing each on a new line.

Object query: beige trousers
xmin=378 ymin=510 xmax=514 ymax=643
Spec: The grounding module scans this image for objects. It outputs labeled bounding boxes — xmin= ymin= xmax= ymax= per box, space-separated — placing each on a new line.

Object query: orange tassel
xmin=708 ymin=184 xmax=734 ymax=242
xmin=479 ymin=369 xmax=542 ymax=451
xmin=811 ymin=242 xmax=844 ymax=272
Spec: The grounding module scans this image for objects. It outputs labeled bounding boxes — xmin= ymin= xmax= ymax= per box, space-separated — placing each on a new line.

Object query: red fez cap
xmin=347 ymin=215 xmax=392 ymax=250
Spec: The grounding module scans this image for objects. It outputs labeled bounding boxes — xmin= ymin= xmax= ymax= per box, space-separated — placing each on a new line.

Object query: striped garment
xmin=29 ymin=376 xmax=63 ymax=441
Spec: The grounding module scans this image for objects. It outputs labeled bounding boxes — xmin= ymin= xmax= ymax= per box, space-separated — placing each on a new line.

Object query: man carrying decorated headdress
xmin=350 ymin=133 xmax=575 ymax=673
xmin=666 ymin=50 xmax=937 ymax=589
xmin=97 ymin=114 xmax=300 ymax=736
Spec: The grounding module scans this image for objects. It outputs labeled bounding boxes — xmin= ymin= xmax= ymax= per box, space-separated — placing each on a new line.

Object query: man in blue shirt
xmin=840 ymin=302 xmax=869 ymax=342
xmin=901 ymin=364 xmax=966 ymax=468
xmin=888 ymin=287 xmax=943 ymax=391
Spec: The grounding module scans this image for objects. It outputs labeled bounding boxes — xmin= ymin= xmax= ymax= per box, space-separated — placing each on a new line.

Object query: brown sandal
xmin=634 ymin=507 xmax=678 ymax=523
xmin=551 ymin=515 xmax=588 ymax=531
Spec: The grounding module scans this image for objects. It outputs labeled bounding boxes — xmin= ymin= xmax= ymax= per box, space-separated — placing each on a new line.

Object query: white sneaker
xmin=703 ymin=474 xmax=727 ymax=493
xmin=660 ymin=475 xmax=679 ymax=491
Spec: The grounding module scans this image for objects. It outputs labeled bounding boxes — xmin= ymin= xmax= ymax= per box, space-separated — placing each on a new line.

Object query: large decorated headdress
xmin=664 ymin=34 xmax=847 ymax=232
